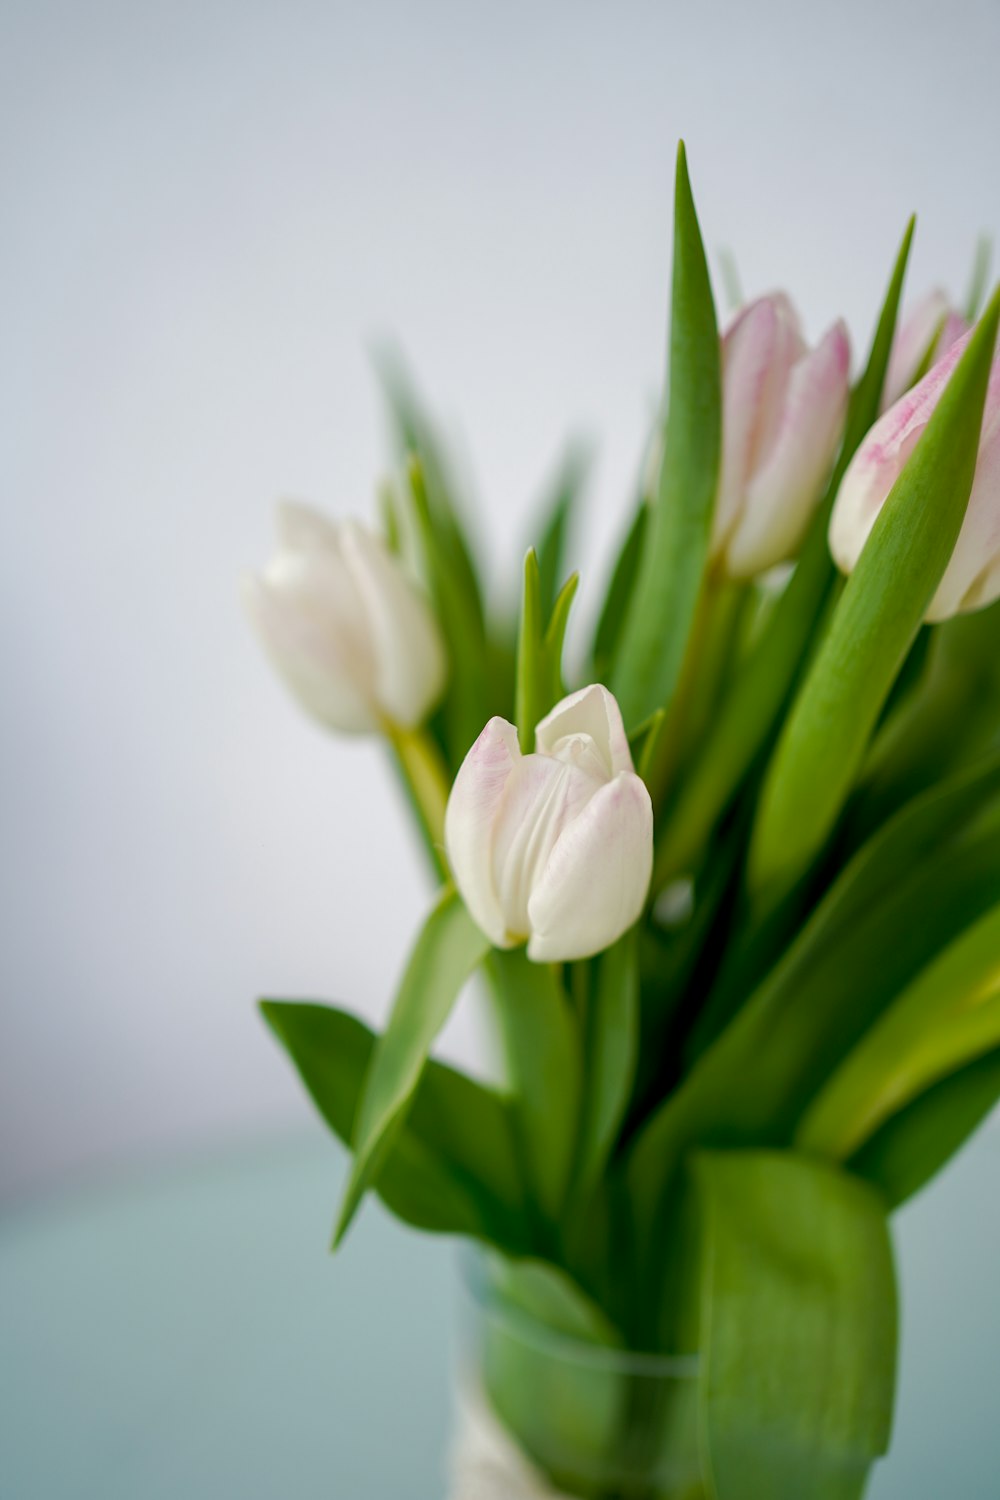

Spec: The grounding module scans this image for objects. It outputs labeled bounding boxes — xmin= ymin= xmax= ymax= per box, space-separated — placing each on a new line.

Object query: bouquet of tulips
xmin=245 ymin=145 xmax=1000 ymax=1498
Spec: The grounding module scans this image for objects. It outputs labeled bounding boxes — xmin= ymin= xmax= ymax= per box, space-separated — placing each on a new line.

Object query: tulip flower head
xmin=712 ymin=293 xmax=851 ymax=579
xmin=830 ymin=329 xmax=1000 ymax=621
xmin=445 ymin=685 xmax=653 ymax=962
xmin=243 ymin=502 xmax=446 ymax=733
xmin=881 ymin=289 xmax=969 ymax=412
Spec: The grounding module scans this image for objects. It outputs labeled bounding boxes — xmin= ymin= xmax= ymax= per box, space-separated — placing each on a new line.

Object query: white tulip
xmin=712 ymin=293 xmax=851 ymax=579
xmin=830 ymin=329 xmax=1000 ymax=621
xmin=881 ymin=289 xmax=968 ymax=412
xmin=444 ymin=685 xmax=653 ymax=963
xmin=243 ymin=502 xmax=446 ymax=733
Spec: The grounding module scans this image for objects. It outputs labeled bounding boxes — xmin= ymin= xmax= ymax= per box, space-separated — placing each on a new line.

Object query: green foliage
xmin=530 ymin=441 xmax=590 ymax=621
xmin=332 ymin=887 xmax=491 ymax=1246
xmin=850 ymin=1045 xmax=1000 ymax=1208
xmin=486 ymin=949 xmax=582 ymax=1231
xmin=612 ymin=142 xmax=722 ymax=733
xmin=261 ymin=1001 xmax=530 ymax=1252
xmin=694 ymin=1152 xmax=897 ymax=1499
xmin=749 ymin=287 xmax=1000 ymax=900
xmin=515 ymin=549 xmax=579 ymax=752
xmin=652 ymin=218 xmax=915 ymax=890
xmin=574 ymin=931 xmax=640 ymax=1195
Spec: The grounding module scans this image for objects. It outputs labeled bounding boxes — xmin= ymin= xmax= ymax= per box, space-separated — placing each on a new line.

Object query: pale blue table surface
xmin=1 ymin=1124 xmax=998 ymax=1498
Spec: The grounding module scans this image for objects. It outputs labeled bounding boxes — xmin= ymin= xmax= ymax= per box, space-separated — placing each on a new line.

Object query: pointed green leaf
xmin=695 ymin=1151 xmax=897 ymax=1500
xmin=651 ymin=219 xmax=915 ymax=889
xmin=849 ymin=1045 xmax=1000 ymax=1208
xmin=333 ymin=887 xmax=490 ymax=1245
xmin=612 ymin=142 xmax=721 ymax=730
xmin=516 ymin=549 xmax=579 ymax=750
xmin=574 ymin=930 xmax=640 ymax=1194
xmin=531 ymin=441 xmax=590 ymax=620
xmin=591 ymin=499 xmax=648 ymax=683
xmin=797 ymin=900 xmax=1000 ymax=1160
xmin=749 ymin=287 xmax=1000 ymax=900
xmin=628 ymin=754 xmax=1000 ymax=1234
xmin=261 ymin=1001 xmax=530 ymax=1251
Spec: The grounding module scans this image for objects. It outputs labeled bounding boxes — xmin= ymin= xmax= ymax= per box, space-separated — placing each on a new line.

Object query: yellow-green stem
xmin=386 ymin=724 xmax=451 ymax=879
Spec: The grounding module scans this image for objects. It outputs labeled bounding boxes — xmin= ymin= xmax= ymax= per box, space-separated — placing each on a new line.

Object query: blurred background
xmin=3 ymin=0 xmax=999 ymax=1201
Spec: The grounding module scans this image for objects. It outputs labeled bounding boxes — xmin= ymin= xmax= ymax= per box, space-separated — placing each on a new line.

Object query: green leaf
xmin=849 ymin=1045 xmax=1000 ymax=1208
xmin=531 ymin=441 xmax=590 ymax=620
xmin=651 ymin=219 xmax=915 ymax=890
xmin=627 ymin=754 xmax=1000 ymax=1235
xmin=574 ymin=931 xmax=640 ymax=1194
xmin=486 ymin=949 xmax=582 ymax=1229
xmin=851 ymin=596 xmax=1000 ymax=834
xmin=516 ymin=549 xmax=578 ymax=750
xmin=476 ymin=1251 xmax=622 ymax=1347
xmin=748 ymin=286 xmax=1000 ymax=900
xmin=260 ymin=1001 xmax=531 ymax=1252
xmin=797 ymin=899 xmax=1000 ymax=1161
xmin=612 ymin=142 xmax=721 ymax=731
xmin=408 ymin=456 xmax=493 ymax=764
xmin=694 ymin=1151 xmax=897 ymax=1500
xmin=333 ymin=887 xmax=491 ymax=1245
xmin=590 ymin=499 xmax=648 ymax=683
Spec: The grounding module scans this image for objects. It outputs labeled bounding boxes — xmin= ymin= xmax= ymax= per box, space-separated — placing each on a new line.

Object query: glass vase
xmin=450 ymin=1251 xmax=704 ymax=1500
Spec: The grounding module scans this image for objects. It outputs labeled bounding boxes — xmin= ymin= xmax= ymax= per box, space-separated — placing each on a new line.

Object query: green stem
xmin=386 ymin=724 xmax=450 ymax=880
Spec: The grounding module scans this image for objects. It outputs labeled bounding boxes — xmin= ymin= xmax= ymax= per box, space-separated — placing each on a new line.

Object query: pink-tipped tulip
xmin=711 ymin=293 xmax=851 ymax=579
xmin=830 ymin=330 xmax=1000 ymax=621
xmin=444 ymin=685 xmax=653 ymax=962
xmin=243 ymin=502 xmax=446 ymax=732
xmin=881 ymin=289 xmax=969 ymax=412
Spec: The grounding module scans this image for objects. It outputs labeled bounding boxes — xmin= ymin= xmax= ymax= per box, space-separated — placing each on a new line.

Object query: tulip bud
xmin=829 ymin=330 xmax=1000 ymax=621
xmin=881 ymin=289 xmax=969 ymax=412
xmin=243 ymin=502 xmax=446 ymax=733
xmin=444 ymin=685 xmax=653 ymax=962
xmin=711 ymin=293 xmax=851 ymax=579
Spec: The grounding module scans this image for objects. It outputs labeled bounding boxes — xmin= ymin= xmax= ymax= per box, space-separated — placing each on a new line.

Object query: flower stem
xmin=386 ymin=724 xmax=450 ymax=880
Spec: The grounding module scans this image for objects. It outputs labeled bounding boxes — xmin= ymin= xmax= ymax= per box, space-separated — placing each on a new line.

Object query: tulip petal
xmin=928 ymin=384 xmax=1000 ymax=619
xmin=493 ymin=755 xmax=605 ymax=941
xmin=526 ymin=772 xmax=653 ymax=963
xmin=339 ymin=521 xmax=447 ymax=728
xmin=445 ymin=717 xmax=521 ymax=948
xmin=534 ymin=683 xmax=635 ymax=778
xmin=882 ymin=289 xmax=953 ymax=411
xmin=276 ymin=498 xmax=343 ymax=553
xmin=830 ymin=332 xmax=972 ymax=576
xmin=727 ymin=320 xmax=850 ymax=578
xmin=241 ymin=562 xmax=379 ymax=733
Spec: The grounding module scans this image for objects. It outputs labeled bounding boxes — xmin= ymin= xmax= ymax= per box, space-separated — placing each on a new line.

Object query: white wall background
xmin=2 ymin=0 xmax=998 ymax=1198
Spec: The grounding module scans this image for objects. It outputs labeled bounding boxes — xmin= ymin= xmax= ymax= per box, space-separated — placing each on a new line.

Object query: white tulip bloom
xmin=445 ymin=685 xmax=653 ymax=963
xmin=243 ymin=502 xmax=446 ymax=733
xmin=712 ymin=293 xmax=851 ymax=579
xmin=881 ymin=289 xmax=968 ymax=412
xmin=830 ymin=329 xmax=1000 ymax=621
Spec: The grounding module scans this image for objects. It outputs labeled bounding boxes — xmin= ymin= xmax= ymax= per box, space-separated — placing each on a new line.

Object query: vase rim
xmin=457 ymin=1246 xmax=700 ymax=1381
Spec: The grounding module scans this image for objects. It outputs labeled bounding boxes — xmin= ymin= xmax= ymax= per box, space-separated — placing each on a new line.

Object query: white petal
xmin=340 ymin=521 xmax=447 ymax=727
xmin=444 ymin=718 xmax=521 ymax=948
xmin=534 ymin=683 xmax=634 ymax=778
xmin=881 ymin=290 xmax=960 ymax=411
xmin=526 ymin=772 xmax=653 ymax=963
xmin=727 ymin=319 xmax=850 ymax=578
xmin=492 ymin=754 xmax=604 ymax=941
xmin=713 ymin=294 xmax=805 ymax=562
xmin=241 ymin=570 xmax=378 ymax=732
xmin=830 ymin=333 xmax=970 ymax=576
xmin=928 ymin=384 xmax=1000 ymax=619
xmin=275 ymin=499 xmax=343 ymax=554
